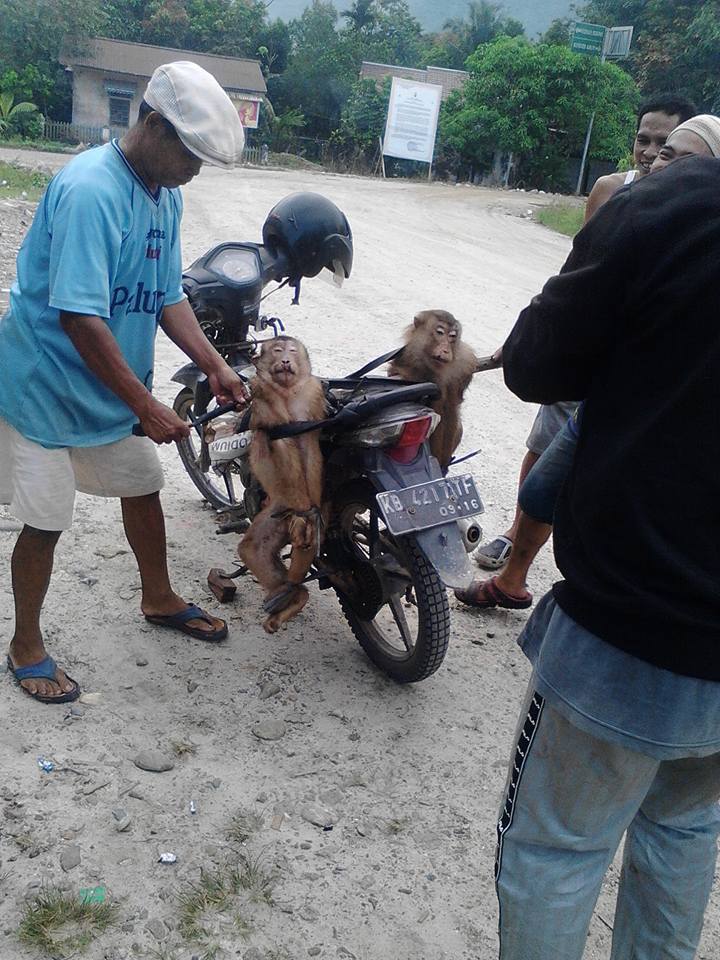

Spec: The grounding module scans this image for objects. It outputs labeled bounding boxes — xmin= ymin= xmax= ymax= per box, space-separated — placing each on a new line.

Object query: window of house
xmin=109 ymin=96 xmax=130 ymax=128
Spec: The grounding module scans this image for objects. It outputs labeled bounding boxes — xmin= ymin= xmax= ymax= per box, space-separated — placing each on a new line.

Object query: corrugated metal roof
xmin=360 ymin=61 xmax=468 ymax=101
xmin=361 ymin=61 xmax=427 ymax=84
xmin=62 ymin=37 xmax=266 ymax=94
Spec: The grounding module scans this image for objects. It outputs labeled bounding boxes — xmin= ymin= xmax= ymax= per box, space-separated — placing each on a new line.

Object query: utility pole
xmin=571 ymin=22 xmax=634 ymax=196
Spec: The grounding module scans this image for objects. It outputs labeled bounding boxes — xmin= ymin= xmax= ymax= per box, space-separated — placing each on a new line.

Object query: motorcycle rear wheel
xmin=172 ymin=387 xmax=246 ymax=512
xmin=328 ymin=482 xmax=450 ymax=683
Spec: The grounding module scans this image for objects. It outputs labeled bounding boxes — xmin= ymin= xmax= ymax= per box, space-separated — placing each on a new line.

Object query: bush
xmin=7 ymin=109 xmax=43 ymax=140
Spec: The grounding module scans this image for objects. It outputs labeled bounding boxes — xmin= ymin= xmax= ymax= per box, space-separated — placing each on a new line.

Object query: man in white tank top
xmin=584 ymin=94 xmax=697 ymax=222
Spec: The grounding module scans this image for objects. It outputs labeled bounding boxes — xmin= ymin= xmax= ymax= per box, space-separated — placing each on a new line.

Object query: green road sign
xmin=571 ymin=21 xmax=607 ymax=56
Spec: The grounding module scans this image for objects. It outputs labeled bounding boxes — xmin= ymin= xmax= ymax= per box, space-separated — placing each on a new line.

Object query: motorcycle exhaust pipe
xmin=457 ymin=517 xmax=483 ymax=554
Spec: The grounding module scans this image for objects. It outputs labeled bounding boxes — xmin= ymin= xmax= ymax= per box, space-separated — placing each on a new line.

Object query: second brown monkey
xmin=238 ymin=336 xmax=326 ymax=633
xmin=388 ymin=309 xmax=480 ymax=470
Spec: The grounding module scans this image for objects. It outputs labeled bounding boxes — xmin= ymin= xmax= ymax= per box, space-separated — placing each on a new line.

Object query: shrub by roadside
xmin=535 ymin=203 xmax=586 ymax=237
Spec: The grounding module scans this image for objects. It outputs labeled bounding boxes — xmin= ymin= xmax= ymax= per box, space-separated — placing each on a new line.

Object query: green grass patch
xmin=0 ymin=161 xmax=51 ymax=201
xmin=535 ymin=203 xmax=586 ymax=237
xmin=18 ymin=886 xmax=117 ymax=955
xmin=177 ymin=861 xmax=268 ymax=954
xmin=0 ymin=137 xmax=76 ymax=154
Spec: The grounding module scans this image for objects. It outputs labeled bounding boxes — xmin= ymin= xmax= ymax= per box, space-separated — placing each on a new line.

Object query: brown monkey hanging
xmin=388 ymin=309 xmax=481 ymax=470
xmin=238 ymin=336 xmax=326 ymax=633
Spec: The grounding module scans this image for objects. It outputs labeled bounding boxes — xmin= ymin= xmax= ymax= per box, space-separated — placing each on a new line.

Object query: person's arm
xmin=583 ymin=174 xmax=621 ymax=224
xmin=502 ymin=187 xmax=637 ymax=404
xmin=60 ymin=312 xmax=190 ymax=443
xmin=159 ymin=194 xmax=247 ymax=408
xmin=159 ymin=299 xmax=249 ymax=406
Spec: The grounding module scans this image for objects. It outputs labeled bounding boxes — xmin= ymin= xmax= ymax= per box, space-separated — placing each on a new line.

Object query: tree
xmin=342 ymin=0 xmax=376 ymax=32
xmin=580 ymin=0 xmax=720 ymax=110
xmin=256 ymin=19 xmax=291 ymax=78
xmin=430 ymin=1 xmax=524 ymax=70
xmin=332 ymin=76 xmax=390 ymax=155
xmin=541 ymin=18 xmax=572 ymax=46
xmin=268 ymin=1 xmax=356 ymax=138
xmin=270 ymin=106 xmax=306 ymax=151
xmin=0 ymin=0 xmax=107 ymax=118
xmin=440 ymin=36 xmax=639 ymax=189
xmin=102 ymin=0 xmax=269 ymax=57
xmin=271 ymin=0 xmax=424 ymax=140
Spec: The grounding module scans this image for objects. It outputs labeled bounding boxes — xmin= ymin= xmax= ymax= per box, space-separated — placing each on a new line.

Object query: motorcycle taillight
xmin=387 ymin=415 xmax=433 ymax=464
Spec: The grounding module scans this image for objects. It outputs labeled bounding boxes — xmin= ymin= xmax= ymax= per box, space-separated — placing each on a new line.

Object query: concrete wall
xmin=71 ymin=68 xmax=144 ymax=131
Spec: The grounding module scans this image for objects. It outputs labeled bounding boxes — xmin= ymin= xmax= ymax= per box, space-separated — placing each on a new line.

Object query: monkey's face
xmin=428 ymin=321 xmax=459 ymax=366
xmin=260 ymin=338 xmax=307 ymax=386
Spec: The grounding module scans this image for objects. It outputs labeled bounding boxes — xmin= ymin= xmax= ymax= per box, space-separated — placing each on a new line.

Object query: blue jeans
xmin=519 ymin=416 xmax=578 ymax=525
xmin=495 ymin=687 xmax=720 ymax=959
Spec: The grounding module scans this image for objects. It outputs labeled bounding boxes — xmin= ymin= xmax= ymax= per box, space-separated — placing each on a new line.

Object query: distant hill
xmin=265 ymin=1 xmax=574 ymax=38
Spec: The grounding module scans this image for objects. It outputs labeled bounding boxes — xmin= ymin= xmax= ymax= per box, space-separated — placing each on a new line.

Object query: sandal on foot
xmin=474 ymin=535 xmax=513 ymax=570
xmin=455 ymin=576 xmax=532 ymax=610
xmin=6 ymin=654 xmax=81 ymax=704
xmin=144 ymin=603 xmax=228 ymax=643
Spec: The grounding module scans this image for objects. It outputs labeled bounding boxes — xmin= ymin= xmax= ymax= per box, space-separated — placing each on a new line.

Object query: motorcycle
xmin=170 ymin=192 xmax=491 ymax=683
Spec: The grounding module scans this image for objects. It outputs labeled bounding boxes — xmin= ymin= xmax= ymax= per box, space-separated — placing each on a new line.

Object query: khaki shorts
xmin=0 ymin=418 xmax=164 ymax=531
xmin=526 ymin=401 xmax=579 ymax=456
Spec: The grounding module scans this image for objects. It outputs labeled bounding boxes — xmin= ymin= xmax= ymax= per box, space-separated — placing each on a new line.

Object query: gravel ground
xmin=0 ymin=151 xmax=717 ymax=960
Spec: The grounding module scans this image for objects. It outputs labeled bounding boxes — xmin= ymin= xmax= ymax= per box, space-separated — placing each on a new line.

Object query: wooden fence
xmin=42 ymin=119 xmax=126 ymax=145
xmin=41 ymin=120 xmax=265 ymax=166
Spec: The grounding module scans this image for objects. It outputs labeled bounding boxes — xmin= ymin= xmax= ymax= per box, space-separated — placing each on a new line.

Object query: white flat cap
xmin=144 ymin=60 xmax=245 ymax=168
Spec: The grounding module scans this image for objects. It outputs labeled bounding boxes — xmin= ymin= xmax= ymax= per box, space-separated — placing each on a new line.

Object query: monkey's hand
xmin=209 ymin=364 xmax=250 ymax=409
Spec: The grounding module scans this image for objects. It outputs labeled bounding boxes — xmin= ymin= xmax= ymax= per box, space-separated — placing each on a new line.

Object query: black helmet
xmin=262 ymin=192 xmax=353 ymax=282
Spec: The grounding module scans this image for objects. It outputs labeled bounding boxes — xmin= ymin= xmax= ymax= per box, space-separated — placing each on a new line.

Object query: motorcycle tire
xmin=172 ymin=387 xmax=245 ymax=512
xmin=328 ymin=481 xmax=450 ymax=683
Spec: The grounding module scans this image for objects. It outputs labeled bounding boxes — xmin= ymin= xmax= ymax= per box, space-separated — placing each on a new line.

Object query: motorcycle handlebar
xmin=258 ymin=245 xmax=292 ymax=287
xmin=132 ymin=381 xmax=441 ymax=440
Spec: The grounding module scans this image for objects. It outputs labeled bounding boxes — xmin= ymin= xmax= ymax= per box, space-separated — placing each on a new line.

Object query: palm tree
xmin=342 ymin=0 xmax=376 ymax=32
xmin=443 ymin=1 xmax=523 ymax=61
xmin=0 ymin=93 xmax=39 ymax=135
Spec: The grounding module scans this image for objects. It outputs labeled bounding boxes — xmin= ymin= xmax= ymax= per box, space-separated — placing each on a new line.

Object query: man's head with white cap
xmin=651 ymin=114 xmax=720 ymax=173
xmin=120 ymin=61 xmax=245 ymax=191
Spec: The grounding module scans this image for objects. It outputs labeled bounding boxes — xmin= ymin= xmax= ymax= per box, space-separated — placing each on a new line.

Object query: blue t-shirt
xmin=0 ymin=140 xmax=185 ymax=448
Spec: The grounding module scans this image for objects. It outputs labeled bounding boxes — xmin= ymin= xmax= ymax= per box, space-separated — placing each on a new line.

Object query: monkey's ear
xmin=413 ymin=311 xmax=429 ymax=329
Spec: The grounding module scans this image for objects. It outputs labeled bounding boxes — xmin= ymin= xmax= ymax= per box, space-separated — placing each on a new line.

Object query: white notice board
xmin=383 ymin=77 xmax=443 ymax=165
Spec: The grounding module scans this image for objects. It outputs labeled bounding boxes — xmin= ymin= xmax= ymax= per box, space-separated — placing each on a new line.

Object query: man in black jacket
xmin=494 ymin=155 xmax=720 ymax=960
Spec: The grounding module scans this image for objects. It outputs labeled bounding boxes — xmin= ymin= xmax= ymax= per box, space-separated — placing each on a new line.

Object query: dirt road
xmin=0 ymin=154 xmax=716 ymax=960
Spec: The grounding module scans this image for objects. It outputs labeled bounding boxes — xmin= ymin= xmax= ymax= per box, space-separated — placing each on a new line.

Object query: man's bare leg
xmin=121 ymin=492 xmax=224 ymax=634
xmin=492 ymin=510 xmax=552 ymax=597
xmin=8 ymin=526 xmax=77 ymax=698
xmin=458 ymin=509 xmax=551 ymax=606
xmin=504 ymin=450 xmax=540 ymax=541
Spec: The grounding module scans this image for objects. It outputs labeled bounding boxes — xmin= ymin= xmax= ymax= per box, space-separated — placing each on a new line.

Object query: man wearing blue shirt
xmin=0 ymin=62 xmax=247 ymax=703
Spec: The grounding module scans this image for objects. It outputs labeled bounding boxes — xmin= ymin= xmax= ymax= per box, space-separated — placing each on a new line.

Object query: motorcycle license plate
xmin=376 ymin=474 xmax=484 ymax=536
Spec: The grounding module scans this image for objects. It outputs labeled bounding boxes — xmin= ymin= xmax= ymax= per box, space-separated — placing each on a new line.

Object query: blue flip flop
xmin=6 ymin=655 xmax=81 ymax=704
xmin=144 ymin=603 xmax=228 ymax=643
